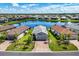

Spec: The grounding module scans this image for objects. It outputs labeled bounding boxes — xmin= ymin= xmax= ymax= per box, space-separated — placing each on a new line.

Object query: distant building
xmin=0 ymin=17 xmax=8 ymax=23
xmin=7 ymin=26 xmax=29 ymax=40
xmin=51 ymin=25 xmax=77 ymax=40
xmin=60 ymin=15 xmax=68 ymax=20
xmin=32 ymin=25 xmax=48 ymax=41
xmin=67 ymin=15 xmax=79 ymax=20
xmin=48 ymin=15 xmax=58 ymax=20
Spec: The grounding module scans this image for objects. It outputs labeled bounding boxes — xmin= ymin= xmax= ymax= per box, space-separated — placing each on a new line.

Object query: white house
xmin=32 ymin=25 xmax=48 ymax=41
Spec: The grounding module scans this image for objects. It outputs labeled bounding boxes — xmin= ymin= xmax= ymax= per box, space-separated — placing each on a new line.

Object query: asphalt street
xmin=0 ymin=51 xmax=79 ymax=56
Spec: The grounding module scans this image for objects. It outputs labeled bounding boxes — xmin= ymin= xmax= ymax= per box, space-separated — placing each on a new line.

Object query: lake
xmin=13 ymin=21 xmax=68 ymax=28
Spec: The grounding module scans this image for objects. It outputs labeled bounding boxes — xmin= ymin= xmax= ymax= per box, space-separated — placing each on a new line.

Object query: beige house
xmin=7 ymin=26 xmax=29 ymax=40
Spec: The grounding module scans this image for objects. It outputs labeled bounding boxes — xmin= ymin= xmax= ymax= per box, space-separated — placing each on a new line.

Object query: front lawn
xmin=48 ymin=31 xmax=78 ymax=51
xmin=6 ymin=29 xmax=34 ymax=51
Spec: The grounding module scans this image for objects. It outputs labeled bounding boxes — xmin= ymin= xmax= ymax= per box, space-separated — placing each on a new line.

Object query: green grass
xmin=49 ymin=19 xmax=79 ymax=22
xmin=48 ymin=31 xmax=78 ymax=51
xmin=6 ymin=29 xmax=34 ymax=51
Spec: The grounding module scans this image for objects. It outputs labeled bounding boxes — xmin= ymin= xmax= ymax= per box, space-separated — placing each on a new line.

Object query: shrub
xmin=0 ymin=33 xmax=7 ymax=40
xmin=63 ymin=40 xmax=69 ymax=45
xmin=62 ymin=46 xmax=67 ymax=50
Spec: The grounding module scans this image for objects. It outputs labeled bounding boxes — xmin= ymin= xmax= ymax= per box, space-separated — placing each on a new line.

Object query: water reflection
xmin=13 ymin=21 xmax=67 ymax=28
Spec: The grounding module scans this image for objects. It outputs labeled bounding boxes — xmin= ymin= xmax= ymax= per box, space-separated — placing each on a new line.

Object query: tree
xmin=60 ymin=33 xmax=65 ymax=41
xmin=67 ymin=33 xmax=71 ymax=40
xmin=26 ymin=35 xmax=33 ymax=45
xmin=78 ymin=33 xmax=79 ymax=41
xmin=0 ymin=33 xmax=7 ymax=41
xmin=59 ymin=33 xmax=65 ymax=44
xmin=64 ymin=34 xmax=70 ymax=45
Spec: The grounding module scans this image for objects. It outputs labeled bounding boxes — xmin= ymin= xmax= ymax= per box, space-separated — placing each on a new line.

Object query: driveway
xmin=0 ymin=40 xmax=12 ymax=51
xmin=32 ymin=41 xmax=51 ymax=52
xmin=70 ymin=40 xmax=79 ymax=50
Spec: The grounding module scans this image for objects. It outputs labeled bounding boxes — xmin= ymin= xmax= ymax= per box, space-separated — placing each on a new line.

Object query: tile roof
xmin=0 ymin=25 xmax=15 ymax=32
xmin=65 ymin=23 xmax=79 ymax=30
xmin=33 ymin=25 xmax=48 ymax=35
xmin=8 ymin=26 xmax=29 ymax=35
xmin=52 ymin=25 xmax=76 ymax=35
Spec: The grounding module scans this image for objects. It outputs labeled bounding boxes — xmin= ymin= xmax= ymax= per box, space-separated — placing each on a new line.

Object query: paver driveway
xmin=0 ymin=40 xmax=12 ymax=51
xmin=32 ymin=41 xmax=51 ymax=52
xmin=70 ymin=40 xmax=79 ymax=50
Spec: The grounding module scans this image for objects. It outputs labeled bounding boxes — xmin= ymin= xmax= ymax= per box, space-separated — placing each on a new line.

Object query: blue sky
xmin=0 ymin=3 xmax=79 ymax=14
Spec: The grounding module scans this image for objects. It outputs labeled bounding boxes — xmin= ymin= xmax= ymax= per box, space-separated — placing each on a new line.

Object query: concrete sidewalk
xmin=32 ymin=41 xmax=51 ymax=52
xmin=0 ymin=40 xmax=12 ymax=51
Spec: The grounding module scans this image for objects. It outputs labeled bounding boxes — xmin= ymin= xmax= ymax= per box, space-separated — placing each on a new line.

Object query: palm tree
xmin=60 ymin=33 xmax=65 ymax=41
xmin=59 ymin=33 xmax=65 ymax=44
xmin=64 ymin=33 xmax=70 ymax=45
xmin=67 ymin=33 xmax=71 ymax=40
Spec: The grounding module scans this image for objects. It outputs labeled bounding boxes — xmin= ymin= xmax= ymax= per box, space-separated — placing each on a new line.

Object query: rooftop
xmin=0 ymin=25 xmax=15 ymax=32
xmin=8 ymin=26 xmax=29 ymax=35
xmin=33 ymin=25 xmax=48 ymax=35
xmin=52 ymin=25 xmax=76 ymax=35
xmin=65 ymin=23 xmax=79 ymax=31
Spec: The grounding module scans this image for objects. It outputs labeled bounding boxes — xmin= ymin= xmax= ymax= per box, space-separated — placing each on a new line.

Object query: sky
xmin=0 ymin=3 xmax=79 ymax=14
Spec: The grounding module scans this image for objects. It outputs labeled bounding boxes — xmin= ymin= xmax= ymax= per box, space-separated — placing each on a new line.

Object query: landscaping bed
xmin=48 ymin=31 xmax=78 ymax=51
xmin=6 ymin=29 xmax=34 ymax=51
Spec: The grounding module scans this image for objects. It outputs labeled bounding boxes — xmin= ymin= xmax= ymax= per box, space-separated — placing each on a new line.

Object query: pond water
xmin=13 ymin=20 xmax=68 ymax=28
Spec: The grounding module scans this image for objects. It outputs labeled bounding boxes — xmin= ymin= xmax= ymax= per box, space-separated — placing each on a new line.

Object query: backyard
xmin=6 ymin=29 xmax=35 ymax=51
xmin=48 ymin=31 xmax=78 ymax=51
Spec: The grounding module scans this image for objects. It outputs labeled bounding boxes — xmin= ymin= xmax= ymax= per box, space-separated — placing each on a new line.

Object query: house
xmin=60 ymin=15 xmax=68 ymax=20
xmin=0 ymin=25 xmax=16 ymax=32
xmin=65 ymin=23 xmax=79 ymax=34
xmin=67 ymin=15 xmax=79 ymax=20
xmin=7 ymin=26 xmax=29 ymax=40
xmin=32 ymin=25 xmax=48 ymax=41
xmin=48 ymin=15 xmax=58 ymax=20
xmin=51 ymin=25 xmax=77 ymax=40
xmin=0 ymin=17 xmax=8 ymax=23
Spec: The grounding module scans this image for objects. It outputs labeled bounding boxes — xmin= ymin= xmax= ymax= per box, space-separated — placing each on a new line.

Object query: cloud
xmin=1 ymin=3 xmax=79 ymax=13
xmin=21 ymin=5 xmax=27 ymax=8
xmin=28 ymin=4 xmax=37 ymax=7
xmin=12 ymin=3 xmax=19 ymax=7
xmin=21 ymin=4 xmax=38 ymax=8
